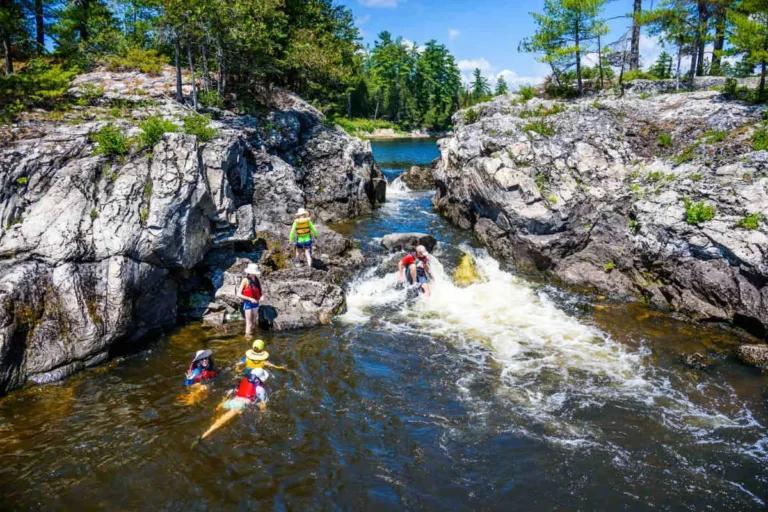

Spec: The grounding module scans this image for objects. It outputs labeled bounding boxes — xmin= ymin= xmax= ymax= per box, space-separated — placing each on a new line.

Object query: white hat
xmin=244 ymin=263 xmax=261 ymax=276
xmin=250 ymin=368 xmax=269 ymax=382
xmin=295 ymin=207 xmax=309 ymax=217
xmin=415 ymin=245 xmax=427 ymax=255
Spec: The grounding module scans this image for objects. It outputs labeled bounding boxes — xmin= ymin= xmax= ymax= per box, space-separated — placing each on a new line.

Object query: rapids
xmin=1 ymin=139 xmax=766 ymax=509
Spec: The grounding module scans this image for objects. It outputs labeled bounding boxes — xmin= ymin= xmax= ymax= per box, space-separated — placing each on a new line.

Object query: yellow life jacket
xmin=246 ymin=358 xmax=266 ymax=370
xmin=295 ymin=217 xmax=312 ymax=237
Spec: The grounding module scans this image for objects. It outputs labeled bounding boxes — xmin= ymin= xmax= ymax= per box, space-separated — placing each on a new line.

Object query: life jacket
xmin=187 ymin=363 xmax=217 ymax=383
xmin=236 ymin=377 xmax=258 ymax=400
xmin=245 ymin=358 xmax=266 ymax=370
xmin=295 ymin=217 xmax=312 ymax=237
xmin=241 ymin=278 xmax=262 ymax=301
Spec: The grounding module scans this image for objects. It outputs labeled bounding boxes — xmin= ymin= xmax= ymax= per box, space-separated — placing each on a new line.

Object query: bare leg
xmin=421 ymin=283 xmax=431 ymax=297
xmin=305 ymin=247 xmax=312 ymax=268
xmin=244 ymin=307 xmax=253 ymax=336
xmin=409 ymin=265 xmax=417 ymax=284
xmin=294 ymin=247 xmax=301 ymax=265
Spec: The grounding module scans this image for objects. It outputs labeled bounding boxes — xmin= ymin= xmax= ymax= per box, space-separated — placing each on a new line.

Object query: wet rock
xmin=210 ymin=259 xmax=345 ymax=330
xmin=735 ymin=344 xmax=768 ymax=368
xmin=0 ymin=69 xmax=385 ymax=394
xmin=453 ymin=253 xmax=483 ymax=287
xmin=676 ymin=352 xmax=713 ymax=371
xmin=435 ymin=89 xmax=768 ymax=335
xmin=381 ymin=233 xmax=437 ymax=253
xmin=401 ymin=165 xmax=435 ymax=190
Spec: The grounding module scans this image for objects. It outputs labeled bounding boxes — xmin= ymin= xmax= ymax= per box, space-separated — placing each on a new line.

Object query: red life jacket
xmin=187 ymin=364 xmax=217 ymax=383
xmin=236 ymin=377 xmax=257 ymax=400
xmin=242 ymin=279 xmax=262 ymax=301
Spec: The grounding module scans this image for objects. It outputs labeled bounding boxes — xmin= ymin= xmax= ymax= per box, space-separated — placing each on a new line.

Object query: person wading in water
xmin=237 ymin=263 xmax=263 ymax=338
xmin=289 ymin=208 xmax=319 ymax=268
xmin=398 ymin=245 xmax=433 ymax=297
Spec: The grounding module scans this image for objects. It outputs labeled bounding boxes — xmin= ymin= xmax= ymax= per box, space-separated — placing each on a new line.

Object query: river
xmin=1 ymin=139 xmax=767 ymax=510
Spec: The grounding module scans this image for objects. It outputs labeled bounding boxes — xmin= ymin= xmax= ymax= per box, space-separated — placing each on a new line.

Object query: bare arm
xmin=265 ymin=361 xmax=286 ymax=370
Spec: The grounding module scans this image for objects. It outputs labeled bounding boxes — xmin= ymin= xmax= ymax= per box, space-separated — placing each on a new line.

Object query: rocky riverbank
xmin=0 ymin=69 xmax=386 ymax=393
xmin=434 ymin=87 xmax=768 ymax=340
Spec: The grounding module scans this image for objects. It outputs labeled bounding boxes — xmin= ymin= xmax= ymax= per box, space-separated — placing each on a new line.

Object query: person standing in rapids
xmin=289 ymin=208 xmax=319 ymax=268
xmin=398 ymin=245 xmax=433 ymax=297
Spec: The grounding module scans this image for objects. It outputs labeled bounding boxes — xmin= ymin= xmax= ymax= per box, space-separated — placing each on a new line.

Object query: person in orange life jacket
xmin=184 ymin=350 xmax=216 ymax=386
xmin=398 ymin=245 xmax=433 ymax=297
xmin=237 ymin=263 xmax=263 ymax=338
xmin=238 ymin=339 xmax=286 ymax=374
xmin=289 ymin=208 xmax=319 ymax=268
xmin=222 ymin=368 xmax=269 ymax=412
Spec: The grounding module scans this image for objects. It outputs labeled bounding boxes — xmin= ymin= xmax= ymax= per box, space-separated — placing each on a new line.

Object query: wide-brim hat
xmin=192 ymin=349 xmax=213 ymax=364
xmin=295 ymin=207 xmax=309 ymax=218
xmin=244 ymin=263 xmax=261 ymax=276
xmin=246 ymin=349 xmax=270 ymax=361
xmin=250 ymin=368 xmax=269 ymax=382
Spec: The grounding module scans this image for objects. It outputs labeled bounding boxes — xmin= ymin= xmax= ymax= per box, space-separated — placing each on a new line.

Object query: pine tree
xmin=644 ymin=1 xmax=697 ymax=90
xmin=651 ymin=51 xmax=674 ymax=78
xmin=728 ymin=0 xmax=768 ymax=97
xmin=495 ymin=75 xmax=508 ymax=96
xmin=470 ymin=68 xmax=491 ymax=100
xmin=521 ymin=0 xmax=608 ymax=96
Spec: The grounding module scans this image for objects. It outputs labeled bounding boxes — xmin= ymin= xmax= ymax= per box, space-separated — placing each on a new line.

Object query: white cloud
xmin=356 ymin=14 xmax=371 ymax=25
xmin=457 ymin=58 xmax=492 ymax=72
xmin=496 ymin=69 xmax=545 ymax=87
xmin=358 ymin=0 xmax=400 ymax=7
xmin=448 ymin=29 xmax=460 ymax=40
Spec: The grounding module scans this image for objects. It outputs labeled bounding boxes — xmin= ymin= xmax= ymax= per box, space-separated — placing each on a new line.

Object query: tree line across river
xmin=0 ymin=0 xmax=766 ymax=132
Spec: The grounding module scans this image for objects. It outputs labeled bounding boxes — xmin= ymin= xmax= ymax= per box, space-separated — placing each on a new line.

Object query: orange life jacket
xmin=295 ymin=217 xmax=312 ymax=237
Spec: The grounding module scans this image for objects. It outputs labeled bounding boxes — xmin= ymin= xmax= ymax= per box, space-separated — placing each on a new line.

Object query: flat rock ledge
xmin=380 ymin=233 xmax=437 ymax=253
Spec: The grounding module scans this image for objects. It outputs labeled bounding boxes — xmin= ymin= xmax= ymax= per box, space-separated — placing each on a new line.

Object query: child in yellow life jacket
xmin=289 ymin=208 xmax=319 ymax=267
xmin=238 ymin=339 xmax=286 ymax=375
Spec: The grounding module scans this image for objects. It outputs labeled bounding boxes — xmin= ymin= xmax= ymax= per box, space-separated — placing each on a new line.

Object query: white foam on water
xmin=341 ymin=245 xmax=768 ymax=459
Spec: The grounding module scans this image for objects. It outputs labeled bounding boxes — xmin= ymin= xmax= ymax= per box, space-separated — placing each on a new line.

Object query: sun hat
xmin=415 ymin=245 xmax=427 ymax=255
xmin=250 ymin=368 xmax=269 ymax=382
xmin=295 ymin=207 xmax=309 ymax=218
xmin=245 ymin=344 xmax=270 ymax=361
xmin=192 ymin=349 xmax=213 ymax=364
xmin=244 ymin=263 xmax=261 ymax=276
xmin=251 ymin=339 xmax=265 ymax=352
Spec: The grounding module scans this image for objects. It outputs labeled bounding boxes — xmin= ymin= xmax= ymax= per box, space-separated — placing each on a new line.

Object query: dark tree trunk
xmin=35 ymin=0 xmax=44 ymax=53
xmin=174 ymin=34 xmax=183 ymax=103
xmin=630 ymin=0 xmax=642 ymax=70
xmin=690 ymin=27 xmax=700 ymax=87
xmin=575 ymin=21 xmax=583 ymax=95
xmin=347 ymin=91 xmax=352 ymax=119
xmin=200 ymin=42 xmax=209 ymax=93
xmin=696 ymin=1 xmax=708 ymax=77
xmin=597 ymin=32 xmax=604 ymax=90
xmin=78 ymin=0 xmax=90 ymax=42
xmin=760 ymin=60 xmax=766 ymax=98
xmin=216 ymin=37 xmax=225 ymax=98
xmin=711 ymin=9 xmax=726 ymax=76
xmin=2 ymin=34 xmax=12 ymax=75
xmin=374 ymin=88 xmax=381 ymax=120
xmin=187 ymin=39 xmax=198 ymax=110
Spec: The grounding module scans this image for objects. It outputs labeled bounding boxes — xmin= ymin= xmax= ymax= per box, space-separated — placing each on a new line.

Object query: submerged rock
xmin=0 ymin=69 xmax=385 ymax=394
xmin=434 ymin=89 xmax=768 ymax=335
xmin=453 ymin=253 xmax=483 ymax=287
xmin=735 ymin=344 xmax=768 ymax=368
xmin=401 ymin=165 xmax=435 ymax=190
xmin=381 ymin=233 xmax=437 ymax=253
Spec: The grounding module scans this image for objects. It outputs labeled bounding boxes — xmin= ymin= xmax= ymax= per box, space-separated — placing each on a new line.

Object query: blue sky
xmin=339 ymin=0 xmax=665 ymax=86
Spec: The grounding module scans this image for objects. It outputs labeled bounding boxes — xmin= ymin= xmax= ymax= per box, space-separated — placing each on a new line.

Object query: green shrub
xmin=690 ymin=173 xmax=703 ymax=181
xmin=658 ymin=132 xmax=673 ymax=148
xmin=639 ymin=92 xmax=651 ymax=100
xmin=684 ymin=198 xmax=716 ymax=225
xmin=90 ymin=209 xmax=98 ymax=220
xmin=105 ymin=48 xmax=166 ymax=75
xmin=138 ymin=115 xmax=178 ymax=149
xmin=604 ymin=261 xmax=615 ymax=272
xmin=78 ymin=83 xmax=105 ymax=104
xmin=0 ymin=59 xmax=77 ymax=118
xmin=630 ymin=184 xmax=641 ymax=192
xmin=673 ymin=146 xmax=696 ymax=165
xmin=736 ymin=213 xmax=761 ymax=230
xmin=548 ymin=195 xmax=557 ymax=204
xmin=183 ymin=113 xmax=217 ymax=142
xmin=701 ymin=129 xmax=728 ymax=143
xmin=464 ymin=108 xmax=481 ymax=124
xmin=629 ymin=219 xmax=639 ymax=234
xmin=523 ymin=120 xmax=555 ymax=137
xmin=518 ymin=85 xmax=536 ymax=102
xmin=723 ymin=78 xmax=738 ymax=98
xmin=140 ymin=208 xmax=149 ymax=225
xmin=199 ymin=90 xmax=225 ymax=109
xmin=752 ymin=123 xmax=768 ymax=151
xmin=623 ymin=69 xmax=656 ymax=81
xmin=92 ymin=124 xmax=131 ymax=157
xmin=144 ymin=181 xmax=153 ymax=199
xmin=646 ymin=171 xmax=665 ymax=182
xmin=15 ymin=177 xmax=28 ymax=185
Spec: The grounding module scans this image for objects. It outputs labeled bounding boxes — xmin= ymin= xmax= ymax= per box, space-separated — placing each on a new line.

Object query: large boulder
xmin=0 ymin=69 xmax=384 ymax=394
xmin=735 ymin=344 xmax=768 ymax=368
xmin=401 ymin=165 xmax=435 ymax=190
xmin=380 ymin=233 xmax=437 ymax=253
xmin=435 ymin=90 xmax=768 ymax=335
xmin=212 ymin=259 xmax=345 ymax=330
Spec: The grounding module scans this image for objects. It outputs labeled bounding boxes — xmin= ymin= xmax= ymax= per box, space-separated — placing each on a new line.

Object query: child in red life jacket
xmin=184 ymin=350 xmax=217 ymax=386
xmin=222 ymin=368 xmax=269 ymax=411
xmin=398 ymin=245 xmax=433 ymax=297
